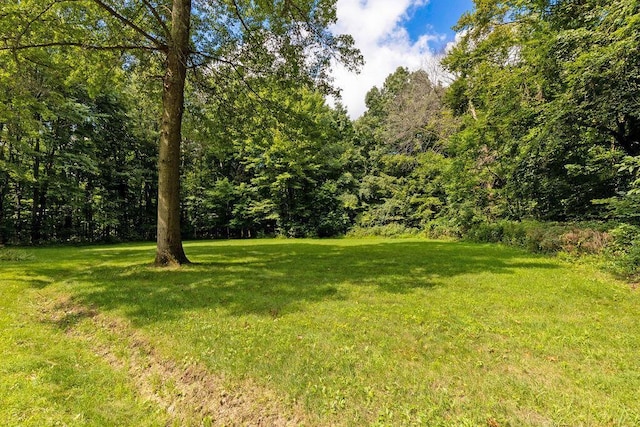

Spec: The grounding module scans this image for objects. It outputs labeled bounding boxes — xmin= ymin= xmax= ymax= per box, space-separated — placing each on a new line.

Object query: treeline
xmin=1 ymin=0 xmax=639 ymax=264
xmin=0 ymin=46 xmax=360 ymax=243
xmin=0 ymin=48 xmax=159 ymax=244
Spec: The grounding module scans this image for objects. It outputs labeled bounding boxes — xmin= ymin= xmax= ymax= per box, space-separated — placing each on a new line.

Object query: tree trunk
xmin=31 ymin=138 xmax=42 ymax=244
xmin=155 ymin=0 xmax=191 ymax=266
xmin=0 ymin=127 xmax=7 ymax=245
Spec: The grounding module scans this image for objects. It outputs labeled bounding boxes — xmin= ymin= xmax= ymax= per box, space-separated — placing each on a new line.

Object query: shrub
xmin=464 ymin=220 xmax=611 ymax=255
xmin=423 ymin=219 xmax=462 ymax=240
xmin=465 ymin=222 xmax=505 ymax=243
xmin=499 ymin=221 xmax=528 ymax=246
xmin=606 ymin=224 xmax=640 ymax=278
xmin=0 ymin=248 xmax=34 ymax=261
xmin=522 ymin=225 xmax=563 ymax=253
xmin=346 ymin=224 xmax=420 ymax=238
xmin=561 ymin=228 xmax=611 ymax=255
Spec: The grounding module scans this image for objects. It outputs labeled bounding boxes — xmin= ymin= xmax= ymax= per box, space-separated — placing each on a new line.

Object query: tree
xmin=442 ymin=0 xmax=635 ymax=222
xmin=2 ymin=0 xmax=360 ymax=265
xmin=0 ymin=41 xmax=158 ymax=245
xmin=181 ymin=75 xmax=358 ymax=238
xmin=352 ymin=67 xmax=454 ymax=231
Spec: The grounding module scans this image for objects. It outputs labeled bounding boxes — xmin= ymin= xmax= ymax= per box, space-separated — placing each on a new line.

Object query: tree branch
xmin=15 ymin=1 xmax=58 ymax=45
xmin=140 ymin=0 xmax=170 ymax=38
xmin=191 ymin=50 xmax=275 ymax=112
xmin=91 ymin=0 xmax=166 ymax=49
xmin=231 ymin=0 xmax=254 ymax=38
xmin=0 ymin=42 xmax=163 ymax=52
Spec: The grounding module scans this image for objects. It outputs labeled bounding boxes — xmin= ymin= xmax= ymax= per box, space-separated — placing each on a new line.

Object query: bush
xmin=464 ymin=220 xmax=611 ymax=255
xmin=465 ymin=222 xmax=505 ymax=243
xmin=499 ymin=221 xmax=528 ymax=246
xmin=0 ymin=248 xmax=34 ymax=261
xmin=606 ymin=224 xmax=640 ymax=278
xmin=423 ymin=219 xmax=461 ymax=240
xmin=561 ymin=228 xmax=611 ymax=255
xmin=346 ymin=223 xmax=420 ymax=238
xmin=523 ymin=224 xmax=566 ymax=253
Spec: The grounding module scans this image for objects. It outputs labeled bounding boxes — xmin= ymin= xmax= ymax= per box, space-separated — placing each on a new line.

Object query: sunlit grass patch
xmin=1 ymin=238 xmax=639 ymax=425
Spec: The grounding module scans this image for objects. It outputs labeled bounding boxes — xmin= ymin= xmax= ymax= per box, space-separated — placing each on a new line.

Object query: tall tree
xmin=0 ymin=41 xmax=158 ymax=245
xmin=181 ymin=75 xmax=358 ymax=238
xmin=352 ymin=67 xmax=455 ymax=230
xmin=442 ymin=0 xmax=635 ymax=221
xmin=2 ymin=0 xmax=360 ymax=264
xmin=156 ymin=0 xmax=191 ymax=265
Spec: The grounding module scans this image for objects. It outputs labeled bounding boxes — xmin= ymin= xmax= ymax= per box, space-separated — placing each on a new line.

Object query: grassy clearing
xmin=1 ymin=238 xmax=639 ymax=426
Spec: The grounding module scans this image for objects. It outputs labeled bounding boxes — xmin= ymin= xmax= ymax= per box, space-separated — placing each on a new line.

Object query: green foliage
xmin=441 ymin=0 xmax=635 ymax=223
xmin=346 ymin=223 xmax=420 ymax=238
xmin=0 ymin=0 xmax=358 ymax=244
xmin=465 ymin=220 xmax=612 ymax=255
xmin=422 ymin=218 xmax=462 ymax=240
xmin=594 ymin=156 xmax=640 ymax=225
xmin=0 ymin=248 xmax=34 ymax=261
xmin=350 ymin=67 xmax=454 ymax=234
xmin=0 ymin=46 xmax=157 ymax=244
xmin=1 ymin=0 xmax=362 ymax=254
xmin=182 ymin=80 xmax=357 ymax=238
xmin=606 ymin=224 xmax=640 ymax=278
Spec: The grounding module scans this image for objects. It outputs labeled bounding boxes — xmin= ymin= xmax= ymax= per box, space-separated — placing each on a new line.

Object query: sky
xmin=330 ymin=0 xmax=474 ymax=118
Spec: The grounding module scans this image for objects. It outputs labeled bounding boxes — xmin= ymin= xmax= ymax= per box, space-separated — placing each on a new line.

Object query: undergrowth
xmin=0 ymin=248 xmax=35 ymax=261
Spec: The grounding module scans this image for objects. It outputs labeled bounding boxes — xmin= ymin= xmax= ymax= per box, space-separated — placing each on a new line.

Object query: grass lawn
xmin=1 ymin=238 xmax=639 ymax=426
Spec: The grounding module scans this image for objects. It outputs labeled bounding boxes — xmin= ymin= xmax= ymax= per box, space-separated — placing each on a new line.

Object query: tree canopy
xmin=1 ymin=0 xmax=361 ymax=264
xmin=0 ymin=0 xmax=638 ymax=253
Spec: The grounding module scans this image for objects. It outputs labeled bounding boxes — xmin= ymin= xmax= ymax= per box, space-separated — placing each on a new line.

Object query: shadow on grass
xmin=24 ymin=240 xmax=559 ymax=325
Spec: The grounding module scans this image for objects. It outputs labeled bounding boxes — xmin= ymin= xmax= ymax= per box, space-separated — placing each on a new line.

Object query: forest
xmin=2 ymin=1 xmax=640 ymax=424
xmin=1 ymin=0 xmax=639 ymax=274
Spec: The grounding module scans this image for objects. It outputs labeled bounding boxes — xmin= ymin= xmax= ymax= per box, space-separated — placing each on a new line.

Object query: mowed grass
xmin=1 ymin=238 xmax=639 ymax=426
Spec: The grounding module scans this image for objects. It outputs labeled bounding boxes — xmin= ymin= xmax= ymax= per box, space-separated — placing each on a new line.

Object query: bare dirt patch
xmin=38 ymin=295 xmax=305 ymax=426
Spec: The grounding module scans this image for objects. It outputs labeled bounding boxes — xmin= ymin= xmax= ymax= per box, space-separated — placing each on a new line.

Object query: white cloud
xmin=330 ymin=0 xmax=443 ymax=118
xmin=444 ymin=30 xmax=466 ymax=54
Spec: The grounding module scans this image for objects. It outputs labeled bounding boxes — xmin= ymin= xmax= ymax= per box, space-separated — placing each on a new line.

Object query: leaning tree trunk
xmin=155 ymin=0 xmax=191 ymax=266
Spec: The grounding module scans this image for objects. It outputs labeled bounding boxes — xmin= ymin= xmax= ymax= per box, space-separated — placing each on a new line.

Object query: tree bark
xmin=0 ymin=126 xmax=7 ymax=245
xmin=155 ymin=0 xmax=191 ymax=266
xmin=31 ymin=138 xmax=43 ymax=244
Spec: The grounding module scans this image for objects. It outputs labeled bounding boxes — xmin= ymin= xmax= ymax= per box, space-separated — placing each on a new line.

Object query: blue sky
xmin=404 ymin=0 xmax=474 ymax=51
xmin=330 ymin=0 xmax=475 ymax=118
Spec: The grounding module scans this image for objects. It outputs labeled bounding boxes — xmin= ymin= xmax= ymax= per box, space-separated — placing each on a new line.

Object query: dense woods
xmin=0 ymin=0 xmax=360 ymax=265
xmin=1 ymin=0 xmax=639 ymax=272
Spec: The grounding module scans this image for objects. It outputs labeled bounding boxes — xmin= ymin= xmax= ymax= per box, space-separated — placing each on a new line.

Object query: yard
xmin=1 ymin=238 xmax=638 ymax=425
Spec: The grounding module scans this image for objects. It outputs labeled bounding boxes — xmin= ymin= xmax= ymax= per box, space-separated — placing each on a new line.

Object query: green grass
xmin=1 ymin=238 xmax=639 ymax=425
